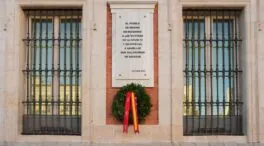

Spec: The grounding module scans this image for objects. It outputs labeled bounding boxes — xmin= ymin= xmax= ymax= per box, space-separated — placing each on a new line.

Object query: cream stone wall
xmin=0 ymin=0 xmax=263 ymax=145
xmin=256 ymin=0 xmax=264 ymax=143
xmin=0 ymin=0 xmax=6 ymax=142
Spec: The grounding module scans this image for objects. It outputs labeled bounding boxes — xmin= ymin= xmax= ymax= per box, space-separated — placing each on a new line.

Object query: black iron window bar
xmin=183 ymin=9 xmax=243 ymax=135
xmin=22 ymin=9 xmax=82 ymax=135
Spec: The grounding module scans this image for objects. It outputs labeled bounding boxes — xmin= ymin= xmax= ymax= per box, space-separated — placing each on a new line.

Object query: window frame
xmin=22 ymin=9 xmax=83 ymax=135
xmin=183 ymin=9 xmax=243 ymax=136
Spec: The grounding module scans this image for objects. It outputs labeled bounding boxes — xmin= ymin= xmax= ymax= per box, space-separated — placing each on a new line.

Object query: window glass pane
xmin=30 ymin=19 xmax=53 ymax=115
xmin=212 ymin=19 xmax=234 ymax=116
xmin=59 ymin=19 xmax=81 ymax=115
xmin=184 ymin=19 xmax=205 ymax=116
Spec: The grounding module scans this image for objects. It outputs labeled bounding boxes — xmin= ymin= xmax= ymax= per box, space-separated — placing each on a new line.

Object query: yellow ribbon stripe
xmin=131 ymin=92 xmax=139 ymax=133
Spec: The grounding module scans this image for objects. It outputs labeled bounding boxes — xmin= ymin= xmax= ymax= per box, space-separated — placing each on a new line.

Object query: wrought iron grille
xmin=183 ymin=9 xmax=243 ymax=135
xmin=22 ymin=9 xmax=82 ymax=135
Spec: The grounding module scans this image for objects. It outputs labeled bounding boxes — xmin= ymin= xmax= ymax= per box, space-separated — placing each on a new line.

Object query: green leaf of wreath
xmin=112 ymin=83 xmax=152 ymax=123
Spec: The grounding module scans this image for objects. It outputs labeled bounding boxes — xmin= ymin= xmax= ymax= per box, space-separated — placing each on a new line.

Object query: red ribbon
xmin=123 ymin=92 xmax=131 ymax=133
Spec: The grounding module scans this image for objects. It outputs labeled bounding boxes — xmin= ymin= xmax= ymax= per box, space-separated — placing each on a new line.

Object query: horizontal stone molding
xmin=108 ymin=0 xmax=157 ymax=9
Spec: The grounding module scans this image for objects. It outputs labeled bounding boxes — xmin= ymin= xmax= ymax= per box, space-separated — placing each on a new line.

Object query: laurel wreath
xmin=111 ymin=83 xmax=152 ymax=123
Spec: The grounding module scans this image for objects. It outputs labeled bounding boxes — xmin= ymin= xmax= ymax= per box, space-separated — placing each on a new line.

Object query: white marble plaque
xmin=111 ymin=5 xmax=155 ymax=87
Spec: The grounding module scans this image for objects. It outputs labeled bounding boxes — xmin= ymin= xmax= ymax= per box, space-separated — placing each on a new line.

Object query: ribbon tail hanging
xmin=123 ymin=92 xmax=131 ymax=133
xmin=134 ymin=96 xmax=139 ymax=133
xmin=131 ymin=92 xmax=139 ymax=133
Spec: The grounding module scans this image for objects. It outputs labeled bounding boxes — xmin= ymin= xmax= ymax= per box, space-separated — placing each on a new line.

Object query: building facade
xmin=0 ymin=0 xmax=264 ymax=145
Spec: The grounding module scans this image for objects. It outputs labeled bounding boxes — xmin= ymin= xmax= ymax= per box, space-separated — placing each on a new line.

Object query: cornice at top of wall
xmin=108 ymin=0 xmax=157 ymax=9
xmin=108 ymin=0 xmax=157 ymax=5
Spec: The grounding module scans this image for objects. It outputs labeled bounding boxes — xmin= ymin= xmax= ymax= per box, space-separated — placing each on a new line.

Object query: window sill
xmin=17 ymin=135 xmax=82 ymax=142
xmin=183 ymin=135 xmax=246 ymax=143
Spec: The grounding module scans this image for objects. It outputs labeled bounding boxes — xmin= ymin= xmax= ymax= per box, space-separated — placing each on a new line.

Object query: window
xmin=22 ymin=9 xmax=82 ymax=135
xmin=183 ymin=9 xmax=243 ymax=135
